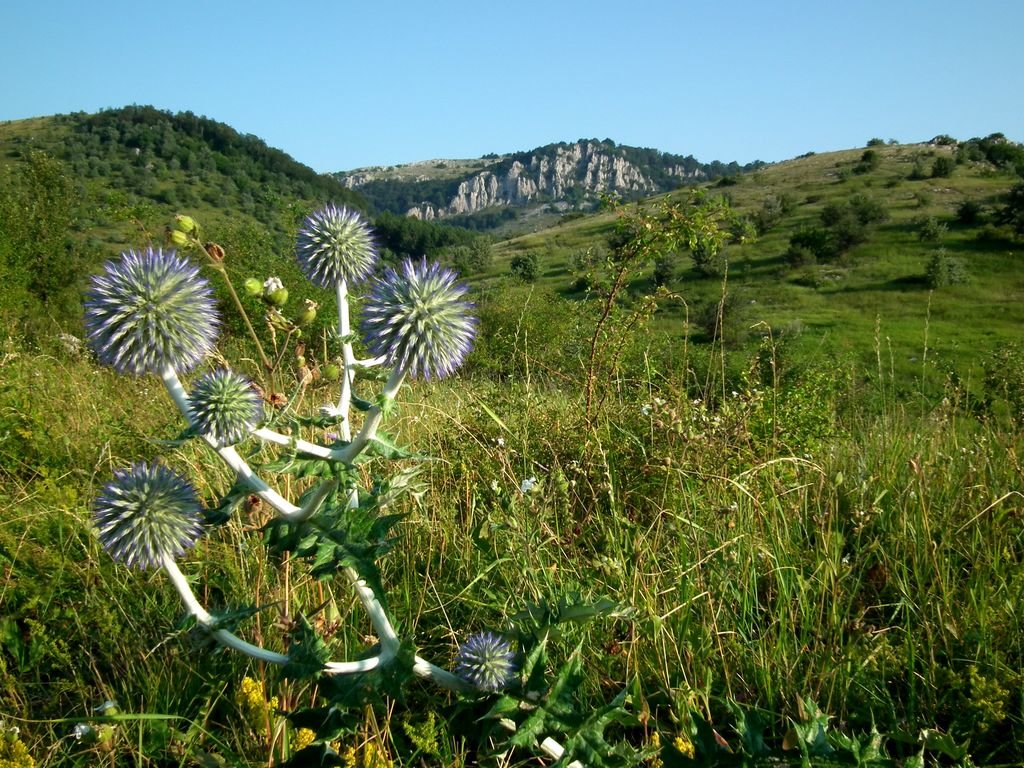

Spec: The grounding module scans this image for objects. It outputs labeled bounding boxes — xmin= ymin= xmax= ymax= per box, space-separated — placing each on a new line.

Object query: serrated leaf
xmin=509 ymin=644 xmax=585 ymax=749
xmin=361 ymin=431 xmax=419 ymax=461
xmin=351 ymin=395 xmax=374 ymax=412
xmin=204 ymin=479 xmax=250 ymax=525
xmin=920 ymin=729 xmax=968 ymax=760
xmin=207 ymin=603 xmax=275 ymax=634
xmin=281 ymin=615 xmax=330 ymax=681
xmin=561 ymin=688 xmax=645 ymax=767
xmin=292 ymin=411 xmax=347 ymax=429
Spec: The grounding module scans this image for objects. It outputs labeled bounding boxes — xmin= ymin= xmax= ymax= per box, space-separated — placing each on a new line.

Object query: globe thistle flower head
xmin=187 ymin=369 xmax=263 ymax=447
xmin=362 ymin=258 xmax=477 ymax=380
xmin=93 ymin=462 xmax=205 ymax=570
xmin=84 ymin=248 xmax=219 ymax=375
xmin=296 ymin=204 xmax=378 ymax=288
xmin=454 ymin=632 xmax=517 ymax=691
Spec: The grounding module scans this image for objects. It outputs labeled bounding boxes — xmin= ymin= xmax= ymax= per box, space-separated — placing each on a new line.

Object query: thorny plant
xmin=84 ymin=207 xmax=635 ymax=766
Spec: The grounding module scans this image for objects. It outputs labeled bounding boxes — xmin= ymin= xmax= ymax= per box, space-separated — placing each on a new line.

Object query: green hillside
xmin=482 ymin=137 xmax=1024 ymax=396
xmin=0 ymin=107 xmax=370 ymax=336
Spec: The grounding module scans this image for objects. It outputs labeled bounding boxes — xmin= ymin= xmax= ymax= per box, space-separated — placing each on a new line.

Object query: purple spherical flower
xmin=93 ymin=462 xmax=205 ymax=570
xmin=84 ymin=248 xmax=219 ymax=375
xmin=455 ymin=631 xmax=517 ymax=691
xmin=187 ymin=369 xmax=263 ymax=447
xmin=295 ymin=204 xmax=378 ymax=288
xmin=361 ymin=258 xmax=476 ymax=380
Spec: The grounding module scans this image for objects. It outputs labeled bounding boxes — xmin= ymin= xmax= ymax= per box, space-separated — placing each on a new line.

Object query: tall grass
xmin=2 ymin=303 xmax=1022 ymax=765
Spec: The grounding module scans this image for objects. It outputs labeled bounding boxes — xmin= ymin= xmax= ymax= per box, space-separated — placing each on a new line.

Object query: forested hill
xmin=1 ymin=105 xmax=364 ymax=222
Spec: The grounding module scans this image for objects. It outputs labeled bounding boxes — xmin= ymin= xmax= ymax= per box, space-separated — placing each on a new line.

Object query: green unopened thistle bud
xmin=267 ymin=288 xmax=288 ymax=307
xmin=243 ymin=277 xmax=263 ymax=297
xmin=174 ymin=214 xmax=197 ymax=234
xmin=167 ymin=228 xmax=189 ymax=247
xmin=297 ymin=299 xmax=318 ymax=326
xmin=322 ymin=363 xmax=341 ymax=382
xmin=262 ymin=277 xmax=288 ymax=307
xmin=295 ymin=355 xmax=306 ymax=368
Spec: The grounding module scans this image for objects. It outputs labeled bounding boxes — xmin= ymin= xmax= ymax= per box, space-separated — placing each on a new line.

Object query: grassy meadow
xmin=2 ymin=126 xmax=1024 ymax=766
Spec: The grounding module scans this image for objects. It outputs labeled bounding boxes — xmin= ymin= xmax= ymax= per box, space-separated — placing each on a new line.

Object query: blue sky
xmin=2 ymin=0 xmax=1021 ymax=172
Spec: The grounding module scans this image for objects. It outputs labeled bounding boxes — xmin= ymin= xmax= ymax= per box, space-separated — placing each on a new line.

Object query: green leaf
xmin=725 ymin=700 xmax=770 ymax=758
xmin=204 ymin=479 xmax=250 ymax=525
xmin=559 ymin=688 xmax=645 ymax=767
xmin=281 ymin=615 xmax=331 ymax=681
xmin=207 ymin=603 xmax=275 ymax=634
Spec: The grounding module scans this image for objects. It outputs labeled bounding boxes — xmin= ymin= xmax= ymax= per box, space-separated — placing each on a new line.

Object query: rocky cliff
xmin=335 ymin=139 xmax=760 ymax=222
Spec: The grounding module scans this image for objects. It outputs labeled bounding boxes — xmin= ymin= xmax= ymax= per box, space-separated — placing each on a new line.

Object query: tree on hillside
xmin=998 ymin=181 xmax=1024 ymax=237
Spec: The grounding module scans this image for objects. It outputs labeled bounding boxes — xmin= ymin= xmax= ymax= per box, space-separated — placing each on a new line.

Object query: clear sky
xmin=2 ymin=0 xmax=1021 ymax=173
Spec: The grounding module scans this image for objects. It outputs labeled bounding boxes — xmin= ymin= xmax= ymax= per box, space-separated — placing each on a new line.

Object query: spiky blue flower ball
xmin=93 ymin=463 xmax=204 ymax=570
xmin=455 ymin=632 xmax=517 ymax=691
xmin=84 ymin=248 xmax=219 ymax=375
xmin=361 ymin=258 xmax=476 ymax=380
xmin=296 ymin=204 xmax=378 ymax=288
xmin=187 ymin=369 xmax=263 ymax=447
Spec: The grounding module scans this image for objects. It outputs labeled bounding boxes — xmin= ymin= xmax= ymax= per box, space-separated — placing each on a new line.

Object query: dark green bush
xmin=932 ymin=156 xmax=956 ymax=178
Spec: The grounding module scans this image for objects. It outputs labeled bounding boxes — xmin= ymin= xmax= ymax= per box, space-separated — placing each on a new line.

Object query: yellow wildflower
xmin=292 ymin=727 xmax=317 ymax=752
xmin=0 ymin=734 xmax=35 ymax=768
xmin=673 ymin=734 xmax=695 ymax=759
xmin=645 ymin=730 xmax=663 ymax=768
xmin=235 ymin=676 xmax=278 ymax=732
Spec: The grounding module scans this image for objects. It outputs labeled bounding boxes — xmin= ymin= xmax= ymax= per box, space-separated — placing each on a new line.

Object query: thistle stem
xmin=338 ymin=366 xmax=407 ymax=463
xmin=335 ymin=279 xmax=356 ymax=439
xmin=162 ymin=555 xmax=290 ymax=665
xmin=159 ymin=366 xmax=333 ymax=521
xmin=344 ymin=566 xmax=400 ymax=655
xmin=207 ymin=259 xmax=272 ymax=373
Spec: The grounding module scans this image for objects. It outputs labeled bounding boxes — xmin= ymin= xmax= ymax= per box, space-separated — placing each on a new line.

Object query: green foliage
xmin=931 ymin=155 xmax=956 ymax=178
xmin=983 ymin=344 xmax=1024 ymax=423
xmin=997 ymin=180 xmax=1024 ymax=236
xmin=0 ymin=152 xmax=99 ymax=334
xmin=372 ymin=211 xmax=478 ymax=260
xmin=955 ymin=198 xmax=983 ymax=225
xmin=916 ymin=215 xmax=948 ymax=242
xmin=652 ymin=250 xmax=678 ymax=286
xmin=785 ymin=193 xmax=888 ymax=266
xmin=908 ymin=159 xmax=928 ymax=180
xmin=510 ymin=251 xmax=540 ymax=281
xmin=924 ymin=248 xmax=968 ymax=288
xmin=438 ymin=237 xmax=493 ymax=275
xmin=854 ymin=148 xmax=881 ymax=174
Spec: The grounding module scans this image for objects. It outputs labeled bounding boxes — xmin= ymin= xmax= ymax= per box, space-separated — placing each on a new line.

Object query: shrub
xmin=510 ymin=251 xmax=539 ymax=282
xmin=652 ymin=251 xmax=678 ymax=286
xmin=925 ymin=248 xmax=968 ymax=288
xmin=955 ymin=199 xmax=983 ymax=226
xmin=866 ymin=138 xmax=886 ymax=147
xmin=691 ymin=241 xmax=728 ymax=277
xmin=854 ymin=149 xmax=881 ymax=174
xmin=931 ymin=156 xmax=956 ymax=178
xmin=916 ymin=215 xmax=948 ymax=242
